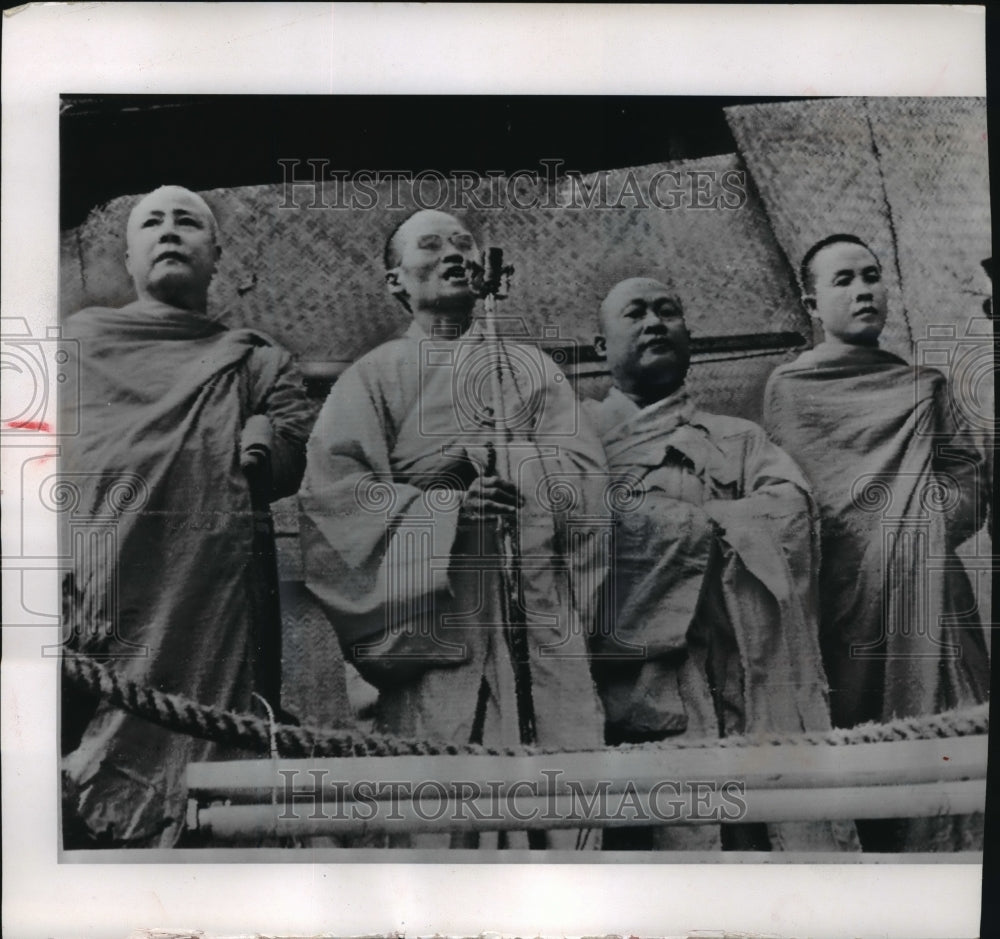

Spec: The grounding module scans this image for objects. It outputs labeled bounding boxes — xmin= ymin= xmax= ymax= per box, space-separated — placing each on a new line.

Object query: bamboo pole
xmin=186 ymin=734 xmax=987 ymax=804
xmin=192 ymin=779 xmax=986 ymax=843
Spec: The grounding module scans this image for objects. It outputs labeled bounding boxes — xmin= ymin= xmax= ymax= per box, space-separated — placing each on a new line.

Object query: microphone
xmin=479 ymin=246 xmax=513 ymax=299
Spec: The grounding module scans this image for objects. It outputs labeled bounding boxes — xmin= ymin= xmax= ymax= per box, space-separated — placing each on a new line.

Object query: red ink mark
xmin=943 ymin=756 xmax=950 ymax=761
xmin=6 ymin=420 xmax=53 ymax=433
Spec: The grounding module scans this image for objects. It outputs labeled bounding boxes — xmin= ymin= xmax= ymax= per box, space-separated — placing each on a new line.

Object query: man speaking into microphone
xmin=299 ymin=209 xmax=608 ymax=848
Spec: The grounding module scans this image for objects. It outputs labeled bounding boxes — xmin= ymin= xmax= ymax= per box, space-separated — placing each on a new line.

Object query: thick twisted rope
xmin=63 ymin=653 xmax=507 ymax=758
xmin=63 ymin=652 xmax=989 ymax=760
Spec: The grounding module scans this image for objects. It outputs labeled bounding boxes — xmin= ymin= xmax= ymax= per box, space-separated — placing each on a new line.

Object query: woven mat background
xmin=60 ymin=153 xmax=806 ymax=420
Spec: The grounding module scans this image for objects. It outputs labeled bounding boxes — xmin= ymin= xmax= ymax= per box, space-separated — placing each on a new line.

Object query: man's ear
xmin=385 ymin=268 xmax=410 ymax=310
xmin=206 ymin=244 xmax=222 ymax=278
xmin=385 ymin=268 xmax=402 ymax=293
xmin=593 ymin=335 xmax=607 ymax=359
xmin=801 ymin=293 xmax=817 ymax=315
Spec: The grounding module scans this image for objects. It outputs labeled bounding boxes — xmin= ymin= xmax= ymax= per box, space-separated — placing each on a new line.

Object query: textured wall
xmin=60 ymin=152 xmax=808 ymax=421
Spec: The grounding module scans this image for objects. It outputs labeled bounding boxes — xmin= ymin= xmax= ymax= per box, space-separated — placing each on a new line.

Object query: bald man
xmin=586 ymin=277 xmax=856 ymax=853
xmin=300 ymin=209 xmax=608 ymax=849
xmin=61 ymin=186 xmax=311 ymax=848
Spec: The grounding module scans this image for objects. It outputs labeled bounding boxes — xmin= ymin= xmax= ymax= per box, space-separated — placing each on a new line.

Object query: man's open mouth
xmin=442 ymin=264 xmax=469 ymax=282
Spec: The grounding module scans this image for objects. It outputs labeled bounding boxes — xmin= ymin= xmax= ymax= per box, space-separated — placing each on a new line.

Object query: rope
xmin=251 ymin=692 xmax=279 ymax=759
xmin=63 ymin=652 xmax=989 ymax=760
xmin=63 ymin=653 xmax=519 ymax=758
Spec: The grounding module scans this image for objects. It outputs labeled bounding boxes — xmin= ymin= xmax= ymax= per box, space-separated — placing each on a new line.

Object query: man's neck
xmin=137 ymin=286 xmax=208 ymax=314
xmin=412 ymin=308 xmax=473 ymax=339
xmin=822 ymin=334 xmax=880 ymax=351
xmin=613 ymin=365 xmax=687 ymax=409
xmin=621 ymin=381 xmax=685 ymax=411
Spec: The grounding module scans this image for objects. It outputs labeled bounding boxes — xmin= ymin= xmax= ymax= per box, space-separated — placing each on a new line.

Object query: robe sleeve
xmin=600 ymin=491 xmax=717 ymax=659
xmin=696 ymin=422 xmax=840 ymax=782
xmin=760 ymin=367 xmax=794 ymax=450
xmin=700 ymin=422 xmax=817 ymax=620
xmin=527 ymin=353 xmax=613 ymax=637
xmin=516 ymin=349 xmax=610 ymax=478
xmin=930 ymin=388 xmax=989 ymax=548
xmin=252 ymin=350 xmax=312 ymax=500
xmin=298 ymin=360 xmax=468 ymax=685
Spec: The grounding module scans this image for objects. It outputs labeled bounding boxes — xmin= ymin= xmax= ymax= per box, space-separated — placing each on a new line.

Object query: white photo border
xmin=1 ymin=4 xmax=989 ymax=938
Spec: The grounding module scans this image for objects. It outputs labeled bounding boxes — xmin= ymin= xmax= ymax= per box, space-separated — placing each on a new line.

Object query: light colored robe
xmin=300 ymin=320 xmax=608 ymax=848
xmin=61 ymin=300 xmax=311 ymax=847
xmin=589 ymin=387 xmax=857 ymax=852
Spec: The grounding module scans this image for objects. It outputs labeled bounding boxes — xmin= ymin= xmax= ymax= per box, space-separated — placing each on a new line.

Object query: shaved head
xmin=600 ymin=277 xmax=680 ymax=328
xmin=599 ymin=275 xmax=690 ymax=406
xmin=125 ymin=185 xmax=221 ymax=312
xmin=384 ymin=209 xmax=468 ymax=270
xmin=127 ymin=186 xmax=219 ymax=246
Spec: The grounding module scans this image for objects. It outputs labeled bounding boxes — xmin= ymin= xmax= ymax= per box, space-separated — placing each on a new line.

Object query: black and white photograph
xmin=2 ymin=4 xmax=993 ymax=937
xmin=52 ymin=90 xmax=992 ymax=858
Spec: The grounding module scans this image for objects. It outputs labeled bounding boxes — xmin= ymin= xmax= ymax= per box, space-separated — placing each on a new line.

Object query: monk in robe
xmin=61 ymin=186 xmax=311 ymax=848
xmin=763 ymin=234 xmax=989 ymax=852
xmin=300 ymin=209 xmax=607 ymax=849
xmin=587 ymin=277 xmax=857 ymax=853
